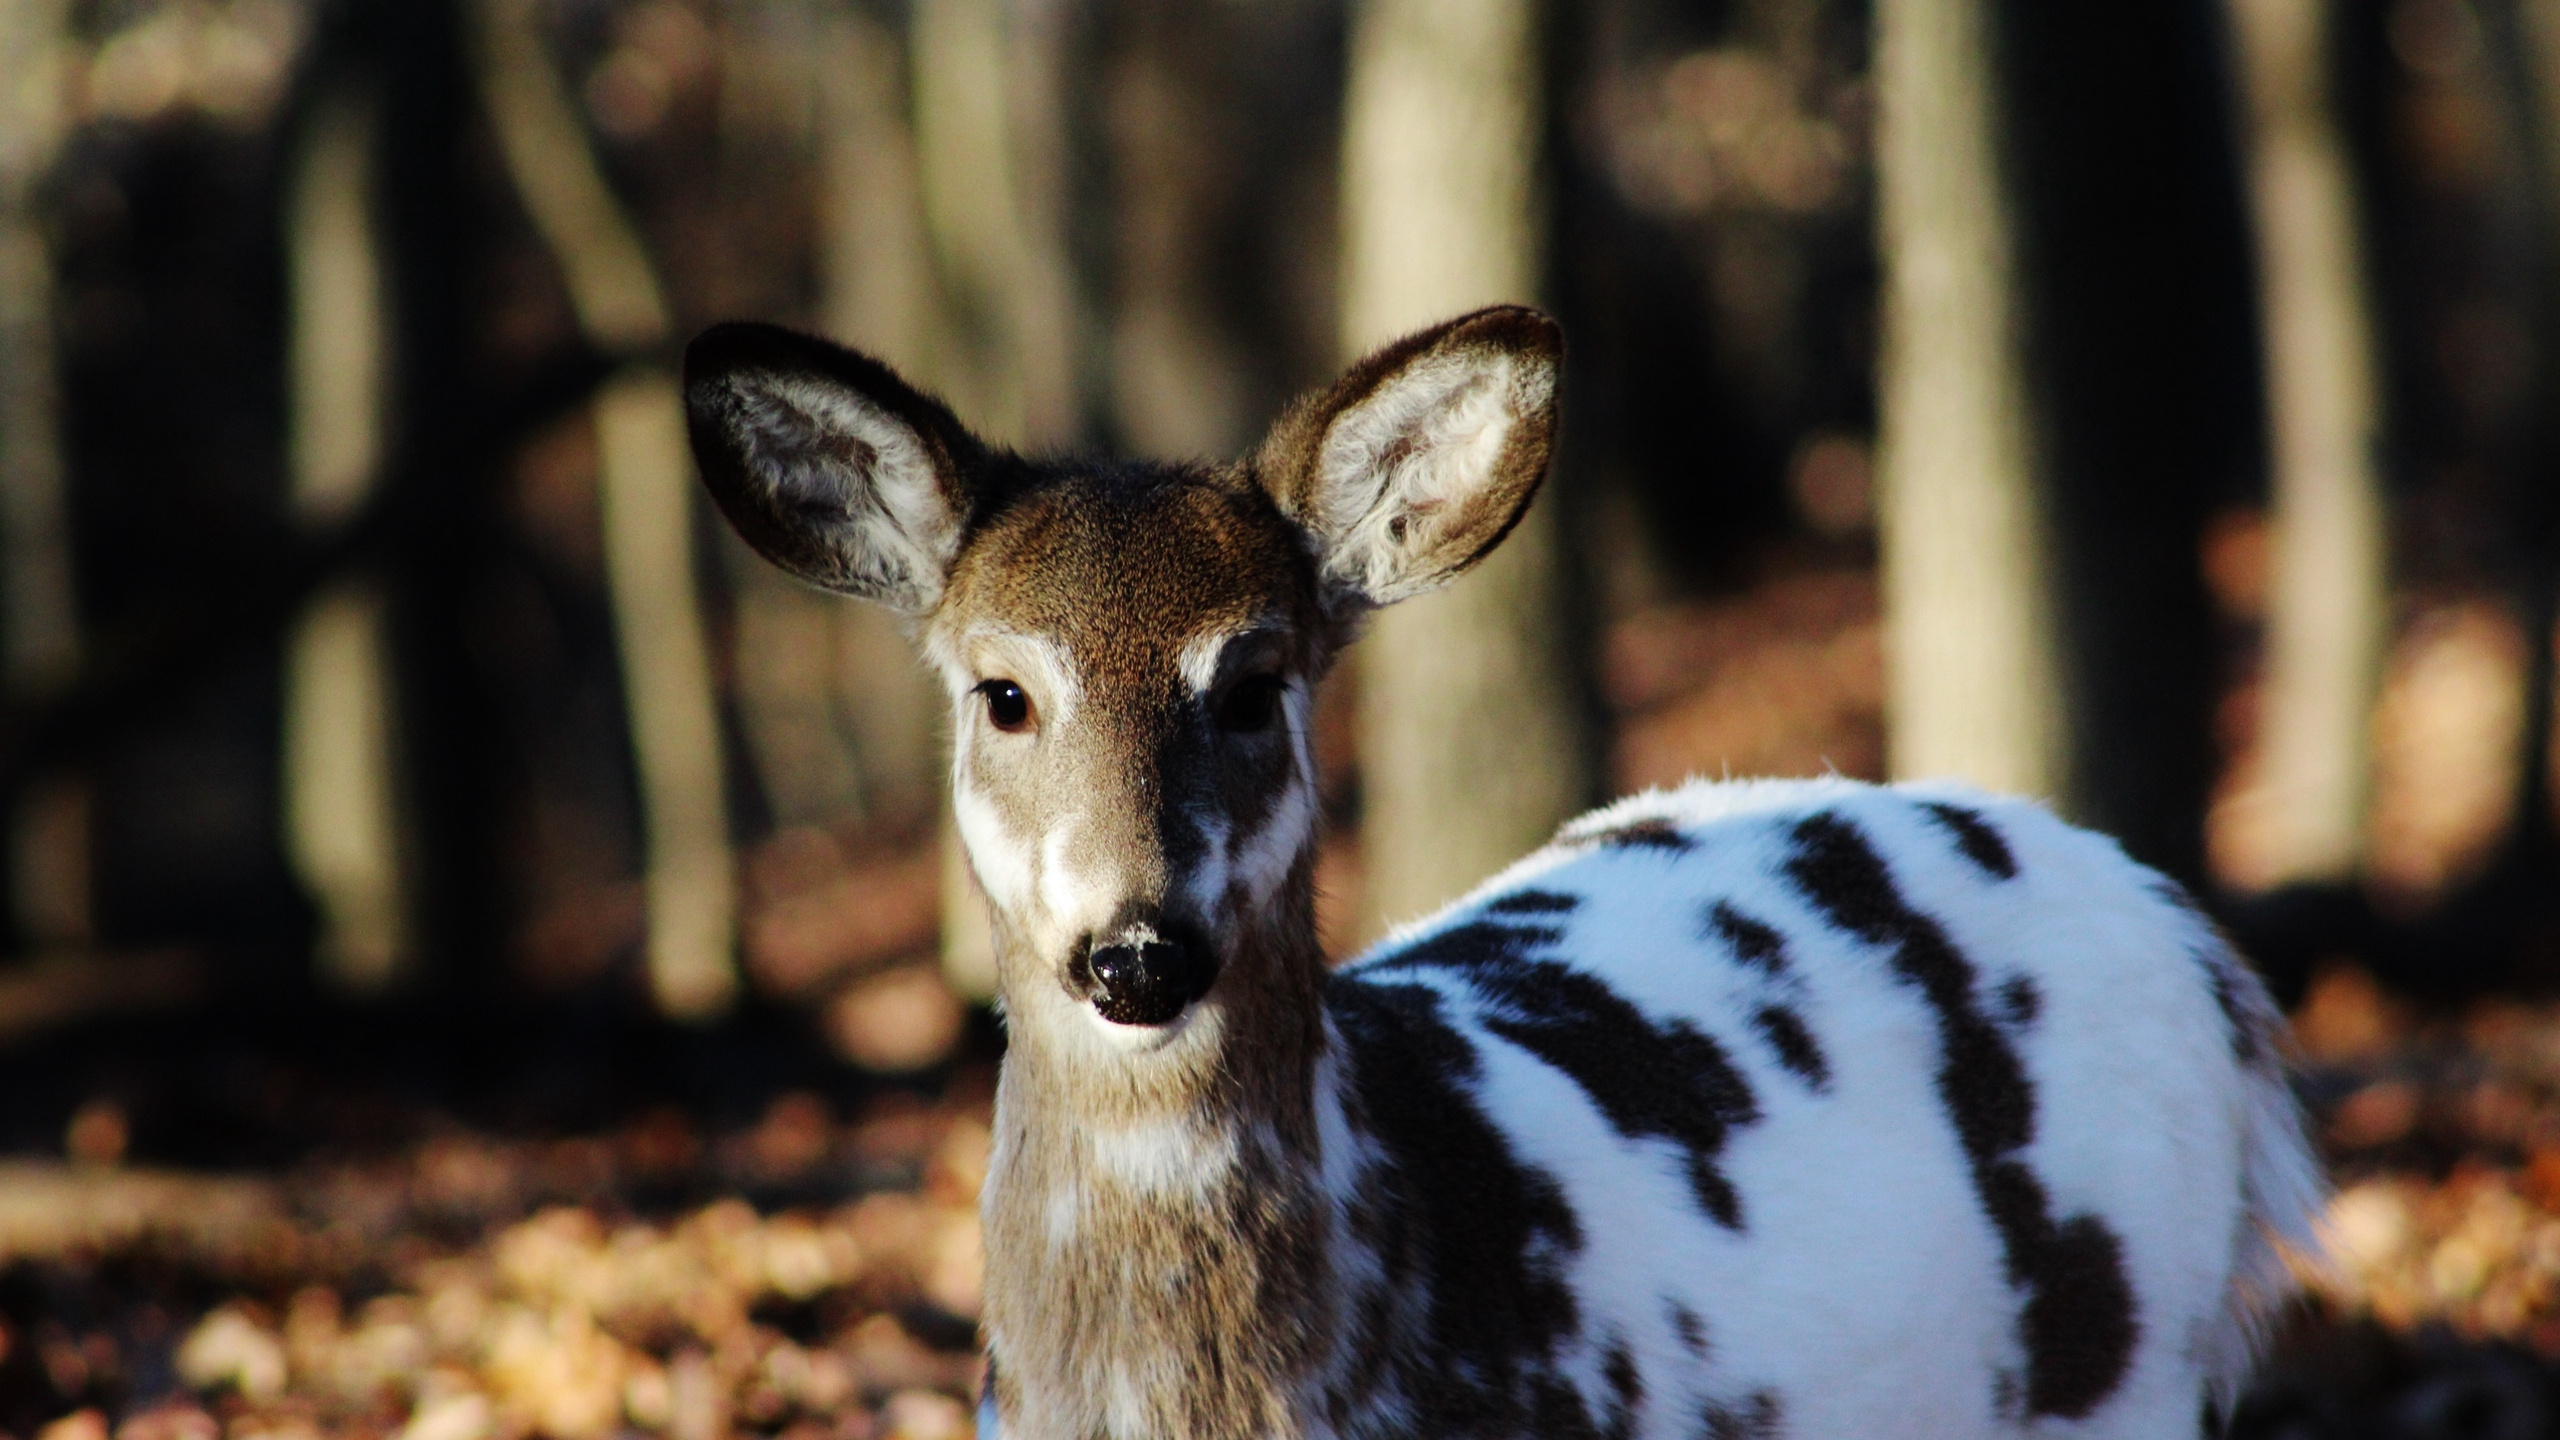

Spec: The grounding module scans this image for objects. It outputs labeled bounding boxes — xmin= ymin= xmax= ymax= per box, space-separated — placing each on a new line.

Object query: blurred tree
xmin=0 ymin=0 xmax=80 ymax=701
xmin=910 ymin=0 xmax=1079 ymax=450
xmin=0 ymin=0 xmax=91 ymax=957
xmin=475 ymin=0 xmax=734 ymax=1018
xmin=1552 ymin=0 xmax=1874 ymax=599
xmin=2486 ymin=0 xmax=2560 ymax=908
xmin=1342 ymin=0 xmax=1595 ymax=931
xmin=51 ymin=5 xmax=313 ymax=969
xmin=281 ymin=76 xmax=407 ymax=993
xmin=1882 ymin=0 xmax=2254 ymax=882
xmin=1997 ymin=1 xmax=2257 ymax=885
xmin=2227 ymin=0 xmax=2390 ymax=889
xmin=1874 ymin=0 xmax=2061 ymax=802
xmin=1080 ymin=0 xmax=1345 ymax=460
xmin=810 ymin=1 xmax=942 ymax=841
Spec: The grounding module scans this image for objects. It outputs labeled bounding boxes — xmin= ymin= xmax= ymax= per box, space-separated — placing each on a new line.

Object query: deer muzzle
xmin=1065 ymin=917 xmax=1220 ymax=1027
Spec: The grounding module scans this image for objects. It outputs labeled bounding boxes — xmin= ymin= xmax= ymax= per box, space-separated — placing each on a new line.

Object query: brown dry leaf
xmin=2292 ymin=965 xmax=2412 ymax=1064
xmin=826 ymin=965 xmax=966 ymax=1074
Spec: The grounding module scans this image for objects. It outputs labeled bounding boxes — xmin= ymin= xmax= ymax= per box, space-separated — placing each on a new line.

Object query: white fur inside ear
xmin=729 ymin=371 xmax=958 ymax=610
xmin=1313 ymin=349 xmax=1550 ymax=603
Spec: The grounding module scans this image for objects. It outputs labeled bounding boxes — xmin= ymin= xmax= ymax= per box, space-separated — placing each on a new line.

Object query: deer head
xmin=685 ymin=307 xmax=1560 ymax=1089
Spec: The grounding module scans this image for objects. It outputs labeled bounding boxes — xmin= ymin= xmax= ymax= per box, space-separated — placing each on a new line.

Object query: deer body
xmin=684 ymin=308 xmax=2322 ymax=1440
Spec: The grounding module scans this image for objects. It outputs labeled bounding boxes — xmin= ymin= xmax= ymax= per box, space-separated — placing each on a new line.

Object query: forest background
xmin=0 ymin=0 xmax=2556 ymax=1436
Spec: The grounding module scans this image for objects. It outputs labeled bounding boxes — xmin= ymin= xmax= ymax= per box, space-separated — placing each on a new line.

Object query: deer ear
xmin=684 ymin=322 xmax=986 ymax=614
xmin=1256 ymin=305 xmax=1562 ymax=608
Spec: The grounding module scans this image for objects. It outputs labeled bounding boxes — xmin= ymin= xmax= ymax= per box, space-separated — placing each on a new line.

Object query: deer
xmin=682 ymin=305 xmax=2323 ymax=1440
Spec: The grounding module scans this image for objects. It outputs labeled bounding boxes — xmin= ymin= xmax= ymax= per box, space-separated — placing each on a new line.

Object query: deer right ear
xmin=1255 ymin=305 xmax=1562 ymax=609
xmin=684 ymin=322 xmax=985 ymax=615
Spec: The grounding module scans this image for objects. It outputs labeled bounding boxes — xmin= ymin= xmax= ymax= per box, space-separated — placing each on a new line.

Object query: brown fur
xmin=936 ymin=472 xmax=1340 ymax=1437
xmin=684 ymin=308 xmax=1563 ymax=1439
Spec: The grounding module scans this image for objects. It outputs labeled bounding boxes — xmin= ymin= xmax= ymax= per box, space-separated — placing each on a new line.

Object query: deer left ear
xmin=684 ymin=322 xmax=986 ymax=615
xmin=1255 ymin=305 xmax=1562 ymax=609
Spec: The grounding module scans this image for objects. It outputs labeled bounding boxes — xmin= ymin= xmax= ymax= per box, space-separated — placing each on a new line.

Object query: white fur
xmin=1228 ymin=771 xmax=1314 ymax=912
xmin=952 ymin=780 xmax=1035 ymax=914
xmin=1300 ymin=778 xmax=2322 ymax=1439
xmin=736 ymin=373 xmax=957 ymax=610
xmin=1311 ymin=349 xmax=1554 ymax=604
xmin=944 ymin=626 xmax=1085 ymax=727
xmin=1223 ymin=685 xmax=1321 ymax=910
xmin=1084 ymin=1114 xmax=1238 ymax=1197
xmin=1177 ymin=626 xmax=1238 ymax=698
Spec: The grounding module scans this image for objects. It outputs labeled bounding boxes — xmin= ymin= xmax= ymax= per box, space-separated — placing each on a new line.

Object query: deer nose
xmin=1069 ymin=922 xmax=1217 ymax=1027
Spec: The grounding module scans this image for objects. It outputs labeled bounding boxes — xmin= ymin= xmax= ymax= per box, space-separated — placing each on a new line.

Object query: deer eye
xmin=1216 ymin=675 xmax=1286 ymax=733
xmin=977 ymin=679 xmax=1034 ymax=733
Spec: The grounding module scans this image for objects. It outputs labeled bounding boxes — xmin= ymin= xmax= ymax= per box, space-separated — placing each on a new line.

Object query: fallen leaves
xmin=3 ymin=1094 xmax=992 ymax=1440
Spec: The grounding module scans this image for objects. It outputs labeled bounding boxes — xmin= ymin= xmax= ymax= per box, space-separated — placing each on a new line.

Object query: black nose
xmin=1070 ymin=929 xmax=1217 ymax=1027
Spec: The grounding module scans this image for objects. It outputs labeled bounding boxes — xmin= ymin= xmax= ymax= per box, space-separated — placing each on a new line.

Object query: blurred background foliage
xmin=0 ymin=0 xmax=2555 ymax=1434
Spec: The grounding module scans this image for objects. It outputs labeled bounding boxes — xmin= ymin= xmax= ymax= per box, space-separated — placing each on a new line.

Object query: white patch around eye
xmin=1177 ymin=629 xmax=1228 ymax=698
xmin=939 ymin=625 xmax=1084 ymax=730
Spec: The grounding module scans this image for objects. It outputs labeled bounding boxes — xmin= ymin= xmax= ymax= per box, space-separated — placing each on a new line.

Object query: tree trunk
xmin=2227 ymin=0 xmax=2388 ymax=887
xmin=0 ymin=0 xmax=90 ymax=956
xmin=1341 ymin=0 xmax=1592 ymax=932
xmin=1874 ymin=0 xmax=2064 ymax=803
xmin=281 ymin=84 xmax=408 ymax=993
xmin=0 ymin=0 xmax=78 ymax=700
xmin=475 ymin=0 xmax=736 ymax=1018
xmin=2494 ymin=0 xmax=2560 ymax=888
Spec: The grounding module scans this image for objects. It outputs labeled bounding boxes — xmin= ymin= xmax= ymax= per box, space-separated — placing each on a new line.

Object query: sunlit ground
xmin=1 ymin=529 xmax=2555 ymax=1440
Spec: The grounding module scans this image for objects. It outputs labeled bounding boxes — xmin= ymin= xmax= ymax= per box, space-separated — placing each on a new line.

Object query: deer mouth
xmin=1064 ymin=925 xmax=1221 ymax=1027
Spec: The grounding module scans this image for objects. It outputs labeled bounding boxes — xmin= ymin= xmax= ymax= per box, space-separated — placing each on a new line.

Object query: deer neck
xmin=979 ymin=872 xmax=1341 ymax=1439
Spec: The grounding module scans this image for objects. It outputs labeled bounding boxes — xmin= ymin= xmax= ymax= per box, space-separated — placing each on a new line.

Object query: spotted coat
xmin=683 ymin=307 xmax=2322 ymax=1440
xmin=1297 ymin=778 xmax=2316 ymax=1438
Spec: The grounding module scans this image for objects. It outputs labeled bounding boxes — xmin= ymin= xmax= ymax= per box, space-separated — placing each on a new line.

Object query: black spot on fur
xmin=1376 ymin=919 xmax=1567 ymax=975
xmin=1924 ymin=800 xmax=2018 ymax=879
xmin=1753 ymin=1004 xmax=1830 ymax=1091
xmin=1603 ymin=1336 xmax=1644 ymax=1440
xmin=1489 ymin=888 xmax=1582 ymax=916
xmin=1699 ymin=1389 xmax=1782 ymax=1439
xmin=2021 ymin=1216 xmax=2143 ymax=1418
xmin=1667 ymin=1300 xmax=1709 ymax=1357
xmin=1325 ymin=975 xmax=1594 ymax=1434
xmin=1999 ymin=974 xmax=2042 ymax=1029
xmin=1392 ymin=940 xmax=1762 ymax=1230
xmin=1786 ymin=812 xmax=2138 ymax=1419
xmin=1570 ymin=816 xmax=1695 ymax=852
xmin=1706 ymin=901 xmax=1789 ymax=975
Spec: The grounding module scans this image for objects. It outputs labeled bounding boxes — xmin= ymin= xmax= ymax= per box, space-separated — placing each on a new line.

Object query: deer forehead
xmin=930 ymin=474 xmax=1320 ymax=690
